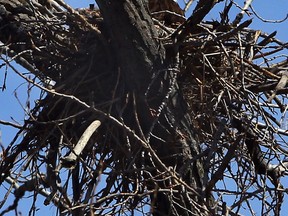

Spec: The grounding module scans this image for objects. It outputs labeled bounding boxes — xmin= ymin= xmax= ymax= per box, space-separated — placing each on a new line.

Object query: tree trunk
xmin=96 ymin=0 xmax=205 ymax=214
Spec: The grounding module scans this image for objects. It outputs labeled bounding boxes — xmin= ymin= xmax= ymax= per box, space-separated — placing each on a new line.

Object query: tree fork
xmin=96 ymin=0 xmax=206 ymax=214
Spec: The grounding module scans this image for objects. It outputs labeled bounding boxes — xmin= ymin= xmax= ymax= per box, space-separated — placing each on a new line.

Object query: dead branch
xmin=61 ymin=120 xmax=101 ymax=168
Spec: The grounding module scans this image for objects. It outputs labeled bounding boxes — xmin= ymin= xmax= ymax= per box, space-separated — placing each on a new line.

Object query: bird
xmin=148 ymin=0 xmax=185 ymax=26
xmin=267 ymin=71 xmax=288 ymax=103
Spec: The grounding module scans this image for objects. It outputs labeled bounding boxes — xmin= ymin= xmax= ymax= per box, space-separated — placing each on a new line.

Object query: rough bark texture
xmin=96 ymin=1 xmax=205 ymax=214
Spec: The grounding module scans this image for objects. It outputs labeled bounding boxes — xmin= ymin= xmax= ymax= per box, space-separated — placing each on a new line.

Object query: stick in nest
xmin=267 ymin=71 xmax=288 ymax=103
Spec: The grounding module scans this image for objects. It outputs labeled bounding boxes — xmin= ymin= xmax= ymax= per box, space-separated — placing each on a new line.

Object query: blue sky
xmin=0 ymin=0 xmax=287 ymax=215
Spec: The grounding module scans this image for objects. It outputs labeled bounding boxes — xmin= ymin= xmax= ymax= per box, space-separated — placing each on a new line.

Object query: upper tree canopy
xmin=0 ymin=0 xmax=288 ymax=215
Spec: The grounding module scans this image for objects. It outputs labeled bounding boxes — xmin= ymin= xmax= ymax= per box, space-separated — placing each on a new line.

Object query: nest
xmin=0 ymin=0 xmax=288 ymax=215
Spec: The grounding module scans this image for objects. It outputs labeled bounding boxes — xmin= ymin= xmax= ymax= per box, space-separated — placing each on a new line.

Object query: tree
xmin=0 ymin=0 xmax=287 ymax=215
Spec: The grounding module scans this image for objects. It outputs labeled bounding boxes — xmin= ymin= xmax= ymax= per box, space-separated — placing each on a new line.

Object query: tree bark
xmin=96 ymin=0 xmax=205 ymax=215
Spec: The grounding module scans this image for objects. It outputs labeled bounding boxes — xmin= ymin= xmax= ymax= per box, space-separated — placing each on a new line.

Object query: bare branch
xmin=61 ymin=120 xmax=101 ymax=168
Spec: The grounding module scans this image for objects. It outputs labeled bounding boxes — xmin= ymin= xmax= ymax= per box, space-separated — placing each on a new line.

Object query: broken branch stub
xmin=61 ymin=120 xmax=101 ymax=169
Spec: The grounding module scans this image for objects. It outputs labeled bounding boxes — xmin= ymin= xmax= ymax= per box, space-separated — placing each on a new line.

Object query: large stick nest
xmin=0 ymin=0 xmax=288 ymax=215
